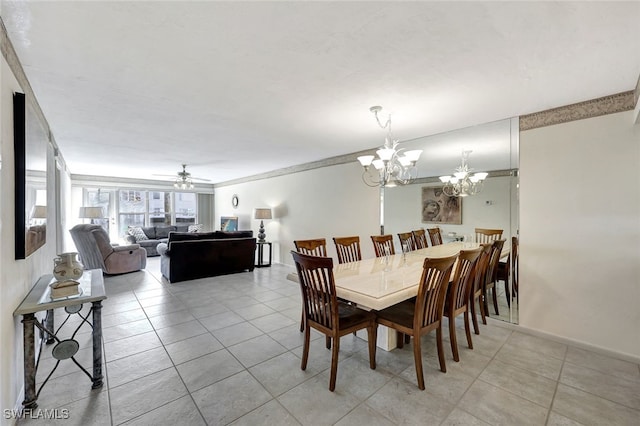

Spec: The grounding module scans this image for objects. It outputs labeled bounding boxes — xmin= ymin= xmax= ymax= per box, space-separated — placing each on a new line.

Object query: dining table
xmin=287 ymin=241 xmax=509 ymax=350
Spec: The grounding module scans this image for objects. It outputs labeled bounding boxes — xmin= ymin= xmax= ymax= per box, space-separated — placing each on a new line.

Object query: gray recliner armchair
xmin=70 ymin=224 xmax=146 ymax=275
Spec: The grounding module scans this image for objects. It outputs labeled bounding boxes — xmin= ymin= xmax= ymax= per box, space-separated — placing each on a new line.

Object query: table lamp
xmin=254 ymin=208 xmax=272 ymax=243
xmin=79 ymin=206 xmax=105 ymax=224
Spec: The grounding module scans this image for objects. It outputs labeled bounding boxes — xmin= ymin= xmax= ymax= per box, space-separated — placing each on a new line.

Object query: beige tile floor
xmin=18 ymin=257 xmax=639 ymax=425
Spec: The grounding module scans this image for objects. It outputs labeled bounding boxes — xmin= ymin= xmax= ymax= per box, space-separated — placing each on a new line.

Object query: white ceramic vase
xmin=53 ymin=252 xmax=83 ymax=281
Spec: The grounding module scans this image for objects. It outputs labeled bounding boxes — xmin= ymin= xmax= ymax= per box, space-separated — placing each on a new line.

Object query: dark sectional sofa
xmin=125 ymin=225 xmax=190 ymax=256
xmin=157 ymin=230 xmax=256 ymax=283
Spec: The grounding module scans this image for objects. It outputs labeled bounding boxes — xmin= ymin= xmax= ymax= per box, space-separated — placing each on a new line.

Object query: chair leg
xmin=436 ymin=325 xmax=446 ymax=373
xmin=299 ymin=310 xmax=304 ymax=332
xmin=326 ymin=336 xmax=331 ymax=349
xmin=470 ymin=295 xmax=480 ymax=335
xmin=504 ymin=274 xmax=511 ymax=308
xmin=482 ymin=284 xmax=490 ymax=317
xmin=301 ymin=326 xmax=311 ymax=370
xmin=329 ymin=335 xmax=340 ymax=392
xmin=492 ymin=285 xmax=499 ymax=315
xmin=479 ymin=293 xmax=487 ymax=325
xmin=366 ymin=323 xmax=377 ymax=370
xmin=412 ymin=332 xmax=425 ymax=390
xmin=405 ymin=334 xmax=411 ymax=344
xmin=449 ymin=315 xmax=459 ymax=362
xmin=464 ymin=310 xmax=473 ymax=350
xmin=396 ymin=331 xmax=404 ymax=349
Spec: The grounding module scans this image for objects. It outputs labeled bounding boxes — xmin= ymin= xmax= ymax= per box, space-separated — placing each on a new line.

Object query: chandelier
xmin=439 ymin=150 xmax=488 ymax=197
xmin=174 ymin=164 xmax=194 ymax=189
xmin=357 ymin=106 xmax=422 ymax=187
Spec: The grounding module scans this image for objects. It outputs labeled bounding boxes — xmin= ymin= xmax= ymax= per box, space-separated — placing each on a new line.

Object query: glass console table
xmin=13 ymin=269 xmax=106 ymax=409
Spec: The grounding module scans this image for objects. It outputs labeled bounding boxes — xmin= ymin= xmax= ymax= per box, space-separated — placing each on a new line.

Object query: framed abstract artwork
xmin=421 ymin=186 xmax=462 ymax=225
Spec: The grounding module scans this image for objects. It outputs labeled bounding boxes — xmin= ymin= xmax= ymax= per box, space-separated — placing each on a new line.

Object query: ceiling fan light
xmin=372 ymin=159 xmax=384 ymax=170
xmin=454 ymin=171 xmax=467 ymax=179
xmin=398 ymin=156 xmax=411 ymax=167
xmin=474 ymin=172 xmax=488 ymax=180
xmin=439 ymin=176 xmax=451 ymax=183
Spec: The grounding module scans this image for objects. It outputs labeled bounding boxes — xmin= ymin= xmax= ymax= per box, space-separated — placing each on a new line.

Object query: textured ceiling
xmin=2 ymin=1 xmax=639 ymax=184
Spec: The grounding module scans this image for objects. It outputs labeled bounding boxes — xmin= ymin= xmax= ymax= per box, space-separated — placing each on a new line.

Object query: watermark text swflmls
xmin=3 ymin=408 xmax=70 ymax=419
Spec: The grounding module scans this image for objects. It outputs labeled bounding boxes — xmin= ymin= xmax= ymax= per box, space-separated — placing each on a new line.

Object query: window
xmin=149 ymin=191 xmax=171 ymax=226
xmin=175 ymin=192 xmax=196 ymax=225
xmin=118 ymin=190 xmax=147 ymax=236
xmin=86 ymin=189 xmax=111 ymax=232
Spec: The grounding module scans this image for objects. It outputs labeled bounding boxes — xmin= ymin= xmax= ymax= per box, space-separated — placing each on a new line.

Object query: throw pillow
xmin=128 ymin=226 xmax=149 ymax=242
xmin=188 ymin=224 xmax=203 ymax=233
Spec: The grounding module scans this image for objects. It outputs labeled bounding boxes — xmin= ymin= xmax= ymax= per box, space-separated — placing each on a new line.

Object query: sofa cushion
xmin=155 ymin=226 xmax=176 ymax=239
xmin=188 ymin=224 xmax=203 ymax=233
xmin=141 ymin=226 xmax=156 ymax=239
xmin=176 ymin=225 xmax=190 ymax=233
xmin=128 ymin=226 xmax=149 ymax=242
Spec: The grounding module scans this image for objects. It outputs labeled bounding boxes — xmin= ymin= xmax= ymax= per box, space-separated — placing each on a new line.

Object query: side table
xmin=256 ymin=242 xmax=272 ymax=267
xmin=13 ymin=269 xmax=106 ymax=409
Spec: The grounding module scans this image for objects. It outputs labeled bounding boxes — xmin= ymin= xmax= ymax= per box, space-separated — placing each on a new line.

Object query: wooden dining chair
xmin=427 ymin=228 xmax=443 ymax=246
xmin=294 ymin=238 xmax=327 ymax=257
xmin=412 ymin=229 xmax=429 ymax=249
xmin=333 ymin=236 xmax=362 ymax=264
xmin=370 ymin=234 xmax=395 ymax=257
xmin=469 ymin=243 xmax=492 ymax=334
xmin=484 ymin=239 xmax=506 ymax=316
xmin=444 ymin=247 xmax=482 ymax=362
xmin=291 ymin=251 xmax=377 ymax=392
xmin=474 ymin=228 xmax=503 ymax=244
xmin=375 ymin=254 xmax=458 ymax=390
xmin=397 ymin=232 xmax=416 ymax=253
xmin=294 ymin=238 xmax=329 ymax=331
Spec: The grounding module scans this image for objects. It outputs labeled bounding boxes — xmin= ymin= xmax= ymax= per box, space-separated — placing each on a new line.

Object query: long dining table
xmin=288 ymin=241 xmax=509 ymax=350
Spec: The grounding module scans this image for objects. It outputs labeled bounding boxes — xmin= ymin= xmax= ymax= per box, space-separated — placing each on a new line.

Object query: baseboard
xmin=486 ymin=317 xmax=640 ymax=364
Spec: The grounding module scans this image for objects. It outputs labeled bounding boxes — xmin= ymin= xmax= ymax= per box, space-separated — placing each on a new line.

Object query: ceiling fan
xmin=153 ymin=164 xmax=211 ymax=189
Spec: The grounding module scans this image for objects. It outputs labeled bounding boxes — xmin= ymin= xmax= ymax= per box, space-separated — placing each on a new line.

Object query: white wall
xmin=520 ymin=110 xmax=640 ymax=359
xmin=384 ymin=176 xmax=515 ymax=252
xmin=214 ymin=163 xmax=381 ymax=265
xmin=0 ymin=56 xmax=60 ymax=423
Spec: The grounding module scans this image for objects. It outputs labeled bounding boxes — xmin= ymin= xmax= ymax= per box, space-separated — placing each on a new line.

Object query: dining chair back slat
xmin=294 ymin=238 xmax=327 ymax=257
xmin=397 ymin=232 xmax=416 ymax=252
xmin=474 ymin=228 xmax=503 ymax=244
xmin=427 ymin=228 xmax=443 ymax=246
xmin=412 ymin=229 xmax=429 ymax=250
xmin=333 ymin=236 xmax=362 ymax=264
xmin=371 ymin=234 xmax=395 ymax=257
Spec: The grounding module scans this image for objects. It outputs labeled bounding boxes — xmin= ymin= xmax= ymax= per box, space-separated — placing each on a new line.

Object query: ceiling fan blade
xmin=190 ymin=176 xmax=211 ymax=182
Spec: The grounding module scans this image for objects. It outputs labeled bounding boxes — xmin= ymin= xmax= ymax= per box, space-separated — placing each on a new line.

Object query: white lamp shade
xmin=372 ymin=159 xmax=384 ymax=170
xmin=376 ymin=148 xmax=395 ymax=161
xmin=357 ymin=155 xmax=375 ymax=167
xmin=254 ymin=208 xmax=272 ymax=220
xmin=439 ymin=176 xmax=451 ymax=183
xmin=79 ymin=206 xmax=104 ymax=219
xmin=474 ymin=172 xmax=489 ymax=180
xmin=404 ymin=150 xmax=422 ymax=162
xmin=30 ymin=205 xmax=47 ymax=219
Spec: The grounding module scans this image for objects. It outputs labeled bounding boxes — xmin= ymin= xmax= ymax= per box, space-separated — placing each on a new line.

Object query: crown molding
xmin=520 ymin=91 xmax=635 ymax=131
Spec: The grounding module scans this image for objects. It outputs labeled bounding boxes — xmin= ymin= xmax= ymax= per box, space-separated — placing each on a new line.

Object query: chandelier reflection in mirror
xmin=439 ymin=150 xmax=488 ymax=197
xmin=357 ymin=106 xmax=422 ymax=187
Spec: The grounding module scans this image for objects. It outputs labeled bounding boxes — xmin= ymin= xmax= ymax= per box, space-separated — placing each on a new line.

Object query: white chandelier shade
xmin=439 ymin=150 xmax=488 ymax=197
xmin=357 ymin=106 xmax=422 ymax=187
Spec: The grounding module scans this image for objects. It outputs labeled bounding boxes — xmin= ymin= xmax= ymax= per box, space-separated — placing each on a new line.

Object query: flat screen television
xmin=220 ymin=216 xmax=238 ymax=231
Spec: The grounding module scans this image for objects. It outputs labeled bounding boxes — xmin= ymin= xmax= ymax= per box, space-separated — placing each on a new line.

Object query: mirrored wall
xmin=383 ymin=117 xmax=519 ymax=323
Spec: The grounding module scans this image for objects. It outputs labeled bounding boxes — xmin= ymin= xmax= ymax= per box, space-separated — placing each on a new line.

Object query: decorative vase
xmin=53 ymin=252 xmax=83 ymax=281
